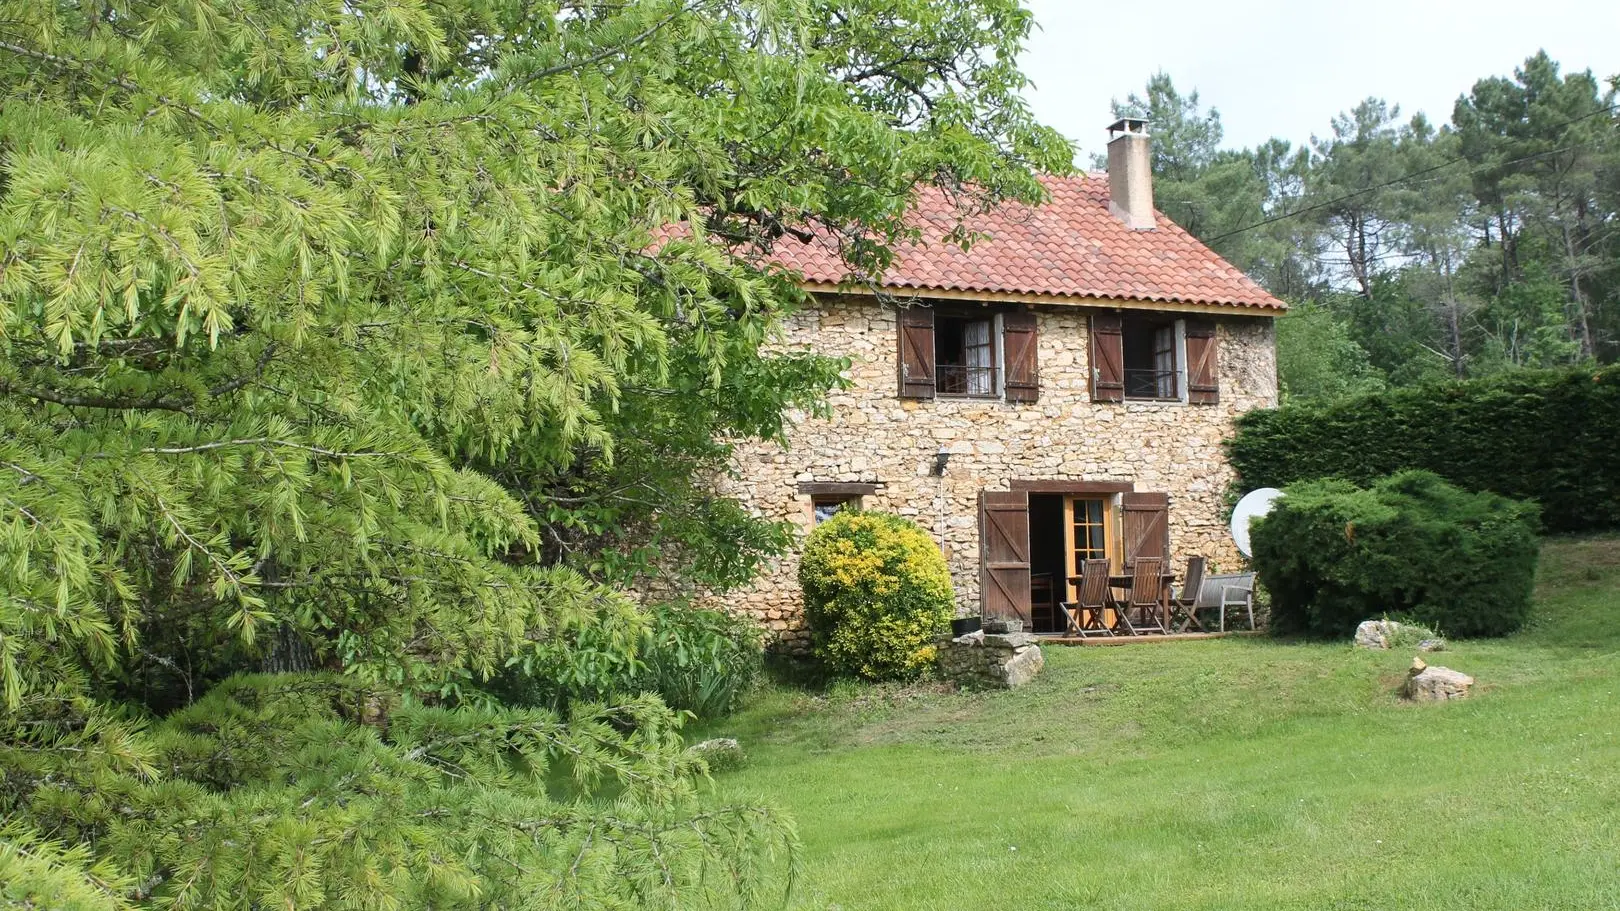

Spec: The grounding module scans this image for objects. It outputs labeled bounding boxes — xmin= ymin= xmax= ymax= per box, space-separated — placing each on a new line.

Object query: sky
xmin=1018 ymin=0 xmax=1620 ymax=162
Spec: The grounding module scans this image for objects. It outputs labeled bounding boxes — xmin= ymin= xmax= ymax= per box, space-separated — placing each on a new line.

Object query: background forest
xmin=1105 ymin=53 xmax=1619 ymax=401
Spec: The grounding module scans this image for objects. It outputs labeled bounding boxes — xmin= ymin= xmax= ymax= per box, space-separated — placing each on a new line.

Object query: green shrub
xmin=491 ymin=602 xmax=762 ymax=720
xmin=631 ymin=603 xmax=764 ymax=720
xmin=688 ymin=737 xmax=747 ymax=773
xmin=798 ymin=511 xmax=955 ymax=680
xmin=1251 ymin=471 xmax=1541 ymax=638
xmin=1229 ymin=366 xmax=1620 ymax=533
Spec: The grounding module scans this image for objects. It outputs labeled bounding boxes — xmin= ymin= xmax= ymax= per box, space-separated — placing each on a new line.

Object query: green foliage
xmin=1 ymin=674 xmax=795 ymax=909
xmin=1250 ymin=472 xmax=1540 ymax=638
xmin=633 ymin=605 xmax=765 ymax=720
xmin=798 ymin=511 xmax=954 ymax=681
xmin=1383 ymin=621 xmax=1442 ymax=650
xmin=1230 ymin=366 xmax=1620 ymax=533
xmin=1 ymin=822 xmax=135 ymax=911
xmin=0 ymin=0 xmax=1069 ymax=708
xmin=0 ymin=0 xmax=1067 ymax=903
xmin=1275 ymin=300 xmax=1387 ymax=401
xmin=497 ymin=602 xmax=764 ymax=721
xmin=688 ymin=737 xmax=748 ymax=773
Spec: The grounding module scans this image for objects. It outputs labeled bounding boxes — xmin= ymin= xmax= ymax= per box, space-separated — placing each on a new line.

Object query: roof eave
xmin=799 ymin=280 xmax=1288 ymax=317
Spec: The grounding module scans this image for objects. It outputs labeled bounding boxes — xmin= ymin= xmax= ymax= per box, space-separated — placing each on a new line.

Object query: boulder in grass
xmin=1403 ymin=657 xmax=1474 ymax=702
xmin=1354 ymin=619 xmax=1401 ymax=649
xmin=1000 ymin=645 xmax=1045 ymax=688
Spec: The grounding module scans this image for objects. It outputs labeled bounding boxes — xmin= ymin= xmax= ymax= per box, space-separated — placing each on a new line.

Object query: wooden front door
xmin=979 ymin=490 xmax=1031 ymax=624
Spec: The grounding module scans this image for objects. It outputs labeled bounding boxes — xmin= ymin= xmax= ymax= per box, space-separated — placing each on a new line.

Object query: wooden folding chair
xmin=1060 ymin=559 xmax=1115 ymax=638
xmin=1169 ymin=556 xmax=1207 ymax=632
xmin=1030 ymin=572 xmax=1057 ymax=633
xmin=1122 ymin=556 xmax=1168 ymax=635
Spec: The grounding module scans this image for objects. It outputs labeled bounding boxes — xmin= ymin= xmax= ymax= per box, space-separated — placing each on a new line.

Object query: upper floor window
xmin=1089 ymin=312 xmax=1220 ymax=405
xmin=897 ymin=306 xmax=1038 ymax=403
xmin=935 ymin=314 xmax=996 ymax=397
xmin=1122 ymin=315 xmax=1180 ymax=401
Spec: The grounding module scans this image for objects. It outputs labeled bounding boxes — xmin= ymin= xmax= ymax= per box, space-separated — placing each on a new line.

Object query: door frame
xmin=1060 ymin=494 xmax=1124 ymax=603
xmin=1008 ymin=480 xmax=1135 ymax=603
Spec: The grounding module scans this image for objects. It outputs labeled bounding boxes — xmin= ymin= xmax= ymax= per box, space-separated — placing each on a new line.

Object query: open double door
xmin=978 ymin=487 xmax=1170 ymax=627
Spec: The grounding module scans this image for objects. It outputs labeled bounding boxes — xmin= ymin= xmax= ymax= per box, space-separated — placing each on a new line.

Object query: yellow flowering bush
xmin=798 ymin=511 xmax=956 ymax=680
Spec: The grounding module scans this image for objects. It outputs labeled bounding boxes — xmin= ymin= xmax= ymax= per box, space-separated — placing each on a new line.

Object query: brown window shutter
xmin=979 ymin=490 xmax=1031 ymax=625
xmin=1089 ymin=312 xmax=1124 ymax=403
xmin=1185 ymin=319 xmax=1219 ymax=404
xmin=1121 ymin=492 xmax=1170 ymax=565
xmin=1002 ymin=310 xmax=1039 ymax=403
xmin=897 ymin=306 xmax=936 ymax=399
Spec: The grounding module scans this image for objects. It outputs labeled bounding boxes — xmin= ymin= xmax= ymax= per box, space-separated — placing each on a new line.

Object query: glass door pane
xmin=1071 ymin=497 xmax=1107 ymax=567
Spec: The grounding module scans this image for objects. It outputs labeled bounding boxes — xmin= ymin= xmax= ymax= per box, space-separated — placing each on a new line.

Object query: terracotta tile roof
xmin=769 ymin=173 xmax=1285 ymax=312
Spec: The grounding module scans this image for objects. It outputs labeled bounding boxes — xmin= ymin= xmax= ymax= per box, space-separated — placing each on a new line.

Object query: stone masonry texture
xmin=708 ymin=295 xmax=1278 ymax=650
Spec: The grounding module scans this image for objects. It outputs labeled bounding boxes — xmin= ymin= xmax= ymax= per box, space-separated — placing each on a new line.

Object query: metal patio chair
xmin=1199 ymin=572 xmax=1257 ymax=632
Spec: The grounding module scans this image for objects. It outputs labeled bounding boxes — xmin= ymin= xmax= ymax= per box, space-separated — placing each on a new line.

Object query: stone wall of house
xmin=711 ymin=295 xmax=1278 ymax=651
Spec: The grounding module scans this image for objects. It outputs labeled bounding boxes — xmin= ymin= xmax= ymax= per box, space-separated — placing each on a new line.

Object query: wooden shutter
xmin=897 ymin=307 xmax=936 ymax=399
xmin=1002 ymin=310 xmax=1039 ymax=403
xmin=1185 ymin=319 xmax=1219 ymax=405
xmin=1089 ymin=312 xmax=1124 ymax=403
xmin=1121 ymin=492 xmax=1170 ymax=565
xmin=979 ymin=490 xmax=1031 ymax=625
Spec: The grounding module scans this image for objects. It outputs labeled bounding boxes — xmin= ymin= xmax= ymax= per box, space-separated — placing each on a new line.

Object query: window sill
xmin=935 ymin=392 xmax=1003 ymax=401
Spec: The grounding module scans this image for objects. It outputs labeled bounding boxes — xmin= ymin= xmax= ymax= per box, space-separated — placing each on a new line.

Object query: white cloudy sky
xmin=1018 ymin=0 xmax=1620 ymax=161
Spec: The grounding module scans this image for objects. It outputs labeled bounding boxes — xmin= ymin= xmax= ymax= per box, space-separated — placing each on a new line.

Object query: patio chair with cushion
xmin=1059 ymin=559 xmax=1114 ymax=638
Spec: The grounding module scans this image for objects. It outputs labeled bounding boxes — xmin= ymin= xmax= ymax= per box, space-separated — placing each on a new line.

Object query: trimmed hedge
xmin=1229 ymin=367 xmax=1620 ymax=534
xmin=1251 ymin=471 xmax=1541 ymax=638
xmin=798 ymin=510 xmax=955 ymax=680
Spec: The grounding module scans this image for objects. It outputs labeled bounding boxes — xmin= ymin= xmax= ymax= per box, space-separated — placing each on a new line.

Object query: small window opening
xmin=812 ymin=495 xmax=860 ymax=524
xmin=1122 ymin=315 xmax=1179 ymax=400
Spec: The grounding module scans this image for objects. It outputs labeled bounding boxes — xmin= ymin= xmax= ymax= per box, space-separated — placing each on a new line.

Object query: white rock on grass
xmin=1402 ymin=657 xmax=1474 ymax=702
xmin=1354 ymin=619 xmax=1401 ymax=650
xmin=999 ymin=646 xmax=1045 ymax=688
xmin=688 ymin=738 xmax=746 ymax=772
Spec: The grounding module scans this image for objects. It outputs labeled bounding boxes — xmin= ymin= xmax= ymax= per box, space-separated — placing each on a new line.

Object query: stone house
xmin=720 ymin=119 xmax=1284 ymax=649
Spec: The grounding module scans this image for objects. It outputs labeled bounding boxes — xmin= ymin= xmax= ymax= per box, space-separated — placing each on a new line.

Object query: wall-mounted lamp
xmin=932 ymin=448 xmax=951 ymax=477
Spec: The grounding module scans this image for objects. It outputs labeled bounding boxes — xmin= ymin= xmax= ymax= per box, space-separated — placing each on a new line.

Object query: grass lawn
xmin=697 ymin=537 xmax=1620 ymax=910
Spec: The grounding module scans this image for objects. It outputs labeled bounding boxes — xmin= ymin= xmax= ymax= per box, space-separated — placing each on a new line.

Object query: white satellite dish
xmin=1230 ymin=488 xmax=1283 ymax=558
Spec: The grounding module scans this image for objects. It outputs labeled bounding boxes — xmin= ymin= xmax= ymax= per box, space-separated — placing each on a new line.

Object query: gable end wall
xmin=712 ymin=295 xmax=1278 ymax=649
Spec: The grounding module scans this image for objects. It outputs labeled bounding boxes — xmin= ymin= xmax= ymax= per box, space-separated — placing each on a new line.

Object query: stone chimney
xmin=1106 ymin=117 xmax=1155 ymax=231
